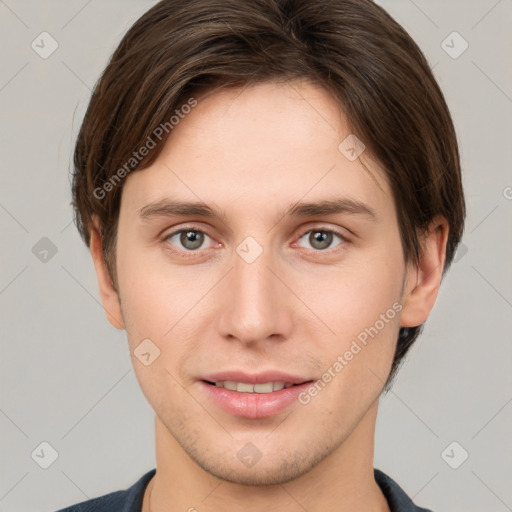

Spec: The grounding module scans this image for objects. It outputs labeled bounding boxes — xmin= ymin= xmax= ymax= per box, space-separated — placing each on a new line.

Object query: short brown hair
xmin=71 ymin=0 xmax=465 ymax=390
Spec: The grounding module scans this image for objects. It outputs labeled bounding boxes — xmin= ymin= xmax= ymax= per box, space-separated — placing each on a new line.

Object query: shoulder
xmin=53 ymin=468 xmax=156 ymax=512
xmin=374 ymin=468 xmax=434 ymax=512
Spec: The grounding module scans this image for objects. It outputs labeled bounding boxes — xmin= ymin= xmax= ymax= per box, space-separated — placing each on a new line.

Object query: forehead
xmin=167 ymin=80 xmax=355 ymax=163
xmin=121 ymin=80 xmax=395 ymax=223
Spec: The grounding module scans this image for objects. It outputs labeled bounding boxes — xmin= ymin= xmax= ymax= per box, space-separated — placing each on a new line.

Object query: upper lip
xmin=201 ymin=371 xmax=312 ymax=385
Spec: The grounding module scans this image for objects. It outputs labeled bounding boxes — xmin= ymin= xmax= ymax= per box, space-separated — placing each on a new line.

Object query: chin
xmin=189 ymin=443 xmax=337 ymax=487
xmin=201 ymin=460 xmax=307 ymax=486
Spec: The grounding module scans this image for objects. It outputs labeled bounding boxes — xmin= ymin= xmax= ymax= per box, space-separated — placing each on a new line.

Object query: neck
xmin=143 ymin=400 xmax=389 ymax=512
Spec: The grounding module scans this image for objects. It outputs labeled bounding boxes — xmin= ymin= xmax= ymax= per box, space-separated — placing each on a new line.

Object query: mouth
xmin=198 ymin=373 xmax=315 ymax=418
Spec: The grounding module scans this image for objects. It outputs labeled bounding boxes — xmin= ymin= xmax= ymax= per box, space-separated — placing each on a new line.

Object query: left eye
xmin=165 ymin=229 xmax=213 ymax=251
xmin=296 ymin=229 xmax=346 ymax=251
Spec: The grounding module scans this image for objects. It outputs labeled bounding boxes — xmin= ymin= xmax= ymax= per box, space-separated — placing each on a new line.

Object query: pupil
xmin=181 ymin=230 xmax=203 ymax=250
xmin=311 ymin=231 xmax=331 ymax=250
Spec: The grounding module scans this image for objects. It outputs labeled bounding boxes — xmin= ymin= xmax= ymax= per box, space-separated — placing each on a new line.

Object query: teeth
xmin=237 ymin=382 xmax=254 ymax=393
xmin=254 ymin=382 xmax=274 ymax=393
xmin=223 ymin=381 xmax=237 ymax=391
xmin=213 ymin=381 xmax=292 ymax=393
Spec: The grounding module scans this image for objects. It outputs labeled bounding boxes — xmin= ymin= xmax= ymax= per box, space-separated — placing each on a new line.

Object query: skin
xmin=89 ymin=80 xmax=448 ymax=512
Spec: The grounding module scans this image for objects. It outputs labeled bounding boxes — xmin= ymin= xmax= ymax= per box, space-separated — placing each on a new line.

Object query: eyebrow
xmin=138 ymin=197 xmax=378 ymax=223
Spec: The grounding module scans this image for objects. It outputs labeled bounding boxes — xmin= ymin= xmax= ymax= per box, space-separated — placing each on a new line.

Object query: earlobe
xmin=400 ymin=216 xmax=449 ymax=328
xmin=89 ymin=216 xmax=125 ymax=330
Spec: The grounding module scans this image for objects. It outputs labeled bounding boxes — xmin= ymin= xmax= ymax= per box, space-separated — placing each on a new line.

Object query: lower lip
xmin=199 ymin=381 xmax=313 ymax=419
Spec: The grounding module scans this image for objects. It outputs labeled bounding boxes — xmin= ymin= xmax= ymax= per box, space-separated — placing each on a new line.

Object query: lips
xmin=199 ymin=371 xmax=314 ymax=418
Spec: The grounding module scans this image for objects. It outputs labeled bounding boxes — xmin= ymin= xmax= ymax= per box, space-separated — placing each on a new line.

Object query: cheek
xmin=115 ymin=239 xmax=196 ymax=339
xmin=302 ymin=251 xmax=404 ymax=390
xmin=309 ymin=260 xmax=403 ymax=342
xmin=306 ymin=290 xmax=401 ymax=423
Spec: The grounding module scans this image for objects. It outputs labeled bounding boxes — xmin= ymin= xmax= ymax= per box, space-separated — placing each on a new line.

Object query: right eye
xmin=163 ymin=228 xmax=216 ymax=253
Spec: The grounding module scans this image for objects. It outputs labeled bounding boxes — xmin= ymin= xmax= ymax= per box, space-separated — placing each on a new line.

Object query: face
xmin=98 ymin=81 xmax=423 ymax=485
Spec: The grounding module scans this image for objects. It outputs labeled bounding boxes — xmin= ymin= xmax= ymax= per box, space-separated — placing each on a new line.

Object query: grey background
xmin=0 ymin=1 xmax=511 ymax=511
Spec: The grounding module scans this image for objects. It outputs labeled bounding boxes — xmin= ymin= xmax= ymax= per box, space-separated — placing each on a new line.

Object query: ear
xmin=89 ymin=216 xmax=125 ymax=330
xmin=400 ymin=216 xmax=449 ymax=328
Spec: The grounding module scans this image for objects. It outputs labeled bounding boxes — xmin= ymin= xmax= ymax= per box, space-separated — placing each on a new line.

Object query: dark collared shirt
xmin=55 ymin=467 xmax=434 ymax=511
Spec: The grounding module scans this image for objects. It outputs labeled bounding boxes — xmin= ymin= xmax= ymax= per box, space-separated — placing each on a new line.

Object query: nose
xmin=217 ymin=242 xmax=294 ymax=346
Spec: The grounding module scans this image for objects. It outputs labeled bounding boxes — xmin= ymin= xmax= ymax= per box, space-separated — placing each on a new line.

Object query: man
xmin=58 ymin=0 xmax=465 ymax=510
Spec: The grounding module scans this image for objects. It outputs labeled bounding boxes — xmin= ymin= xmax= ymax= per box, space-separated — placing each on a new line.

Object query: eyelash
xmin=161 ymin=226 xmax=350 ymax=258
